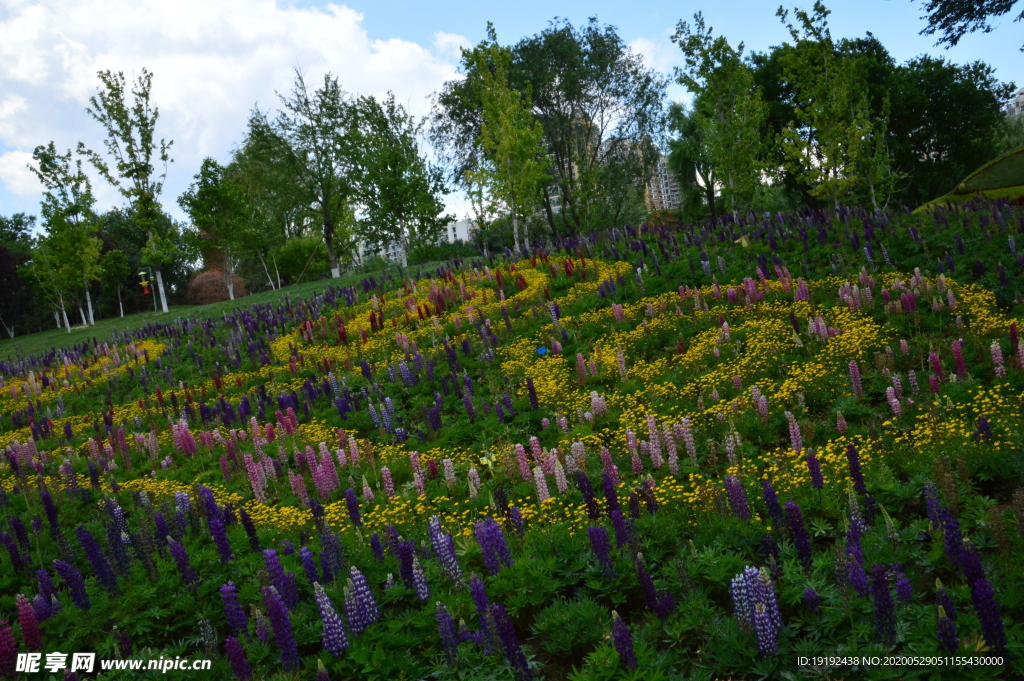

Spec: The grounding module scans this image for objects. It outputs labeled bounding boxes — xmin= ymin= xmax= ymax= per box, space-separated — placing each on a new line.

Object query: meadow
xmin=2 ymin=203 xmax=1024 ymax=680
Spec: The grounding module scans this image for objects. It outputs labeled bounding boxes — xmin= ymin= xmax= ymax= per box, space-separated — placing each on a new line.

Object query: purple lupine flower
xmin=525 ymin=377 xmax=539 ymax=410
xmin=970 ymin=577 xmax=1006 ymax=652
xmin=397 ymin=540 xmax=416 ymax=588
xmin=846 ymin=444 xmax=867 ymax=495
xmin=344 ymin=566 xmax=379 ymax=635
xmin=786 ymin=501 xmax=813 ymax=571
xmin=0 ymin=620 xmax=15 ymax=677
xmin=238 ymin=506 xmax=261 ymax=553
xmin=936 ymin=604 xmax=958 ymax=652
xmin=313 ymin=582 xmax=349 ymax=657
xmin=212 ymin=582 xmax=245 ymax=638
xmin=210 ymin=516 xmax=233 ymax=563
xmin=436 ymin=602 xmax=458 ymax=663
xmin=635 ymin=552 xmax=659 ymax=611
xmin=224 ymin=635 xmax=252 ymax=680
xmin=263 ymin=550 xmax=299 ymax=610
xmin=939 ymin=508 xmax=964 ymax=571
xmin=923 ymin=482 xmax=941 ymax=525
xmin=168 ymin=538 xmax=198 ymax=588
xmin=507 ymin=506 xmax=525 ymax=536
xmin=576 ymin=472 xmax=602 ymax=519
xmin=77 ymin=526 xmax=118 ymax=593
xmin=491 ymin=603 xmax=532 ymax=680
xmin=952 ymin=339 xmax=968 ymax=378
xmin=370 ymin=533 xmax=385 ymax=561
xmin=760 ymin=479 xmax=784 ymax=526
xmin=725 ymin=476 xmax=752 ymax=520
xmin=53 ymin=560 xmax=89 ymax=610
xmin=894 ymin=572 xmax=912 ymax=604
xmin=870 ymin=564 xmax=897 ymax=644
xmin=344 ymin=488 xmax=362 ymax=528
xmin=602 ymin=471 xmax=620 ymax=514
xmin=610 ymin=509 xmax=632 ymax=548
xmin=300 ymin=546 xmax=320 ymax=585
xmin=474 ymin=518 xmax=513 ymax=575
xmin=611 ymin=611 xmax=636 ymax=670
xmin=412 ymin=556 xmax=430 ymax=600
xmin=848 ymin=558 xmax=870 ymax=598
xmin=588 ymin=527 xmax=616 ymax=578
xmin=262 ymin=586 xmax=300 ymax=670
xmin=429 ymin=516 xmax=462 ymax=583
xmin=804 ymin=588 xmax=821 ymax=615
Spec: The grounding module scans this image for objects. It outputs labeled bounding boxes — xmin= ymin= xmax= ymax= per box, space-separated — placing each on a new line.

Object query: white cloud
xmin=434 ymin=32 xmax=471 ymax=59
xmin=0 ymin=0 xmax=468 ymax=215
xmin=0 ymin=150 xmax=41 ymax=197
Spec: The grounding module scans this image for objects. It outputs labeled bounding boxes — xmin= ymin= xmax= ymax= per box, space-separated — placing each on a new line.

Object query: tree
xmin=776 ymin=3 xmax=895 ymax=210
xmin=915 ymin=0 xmax=1023 ymax=50
xmin=253 ymin=71 xmax=360 ymax=278
xmin=355 ymin=93 xmax=450 ymax=267
xmin=666 ymin=103 xmax=718 ymax=223
xmin=30 ymin=142 xmax=104 ymax=325
xmin=178 ymin=158 xmax=248 ymax=300
xmin=100 ymin=249 xmax=130 ymax=317
xmin=0 ymin=214 xmax=38 ymax=338
xmin=433 ymin=18 xmax=667 ymax=236
xmin=79 ymin=68 xmax=174 ymax=313
xmin=673 ymin=13 xmax=768 ymax=218
xmin=468 ymin=29 xmax=548 ymax=252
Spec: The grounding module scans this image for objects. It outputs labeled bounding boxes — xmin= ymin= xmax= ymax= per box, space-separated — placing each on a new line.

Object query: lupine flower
xmin=804 ymin=448 xmax=824 ymax=490
xmin=848 ymin=556 xmax=870 ymax=598
xmin=952 ymin=339 xmax=968 ymax=378
xmin=474 ymin=518 xmax=513 ymax=575
xmin=576 ymin=472 xmax=602 ymax=519
xmin=588 ymin=527 xmax=616 ymax=577
xmin=786 ymin=501 xmax=813 ymax=571
xmin=785 ymin=411 xmax=803 ymax=453
xmin=436 ymin=601 xmax=459 ymax=663
xmin=77 ymin=526 xmax=118 ymax=594
xmin=611 ymin=611 xmax=636 ymax=670
xmin=869 ymin=565 xmax=897 ymax=645
xmin=412 ymin=556 xmax=430 ymax=600
xmin=760 ymin=479 xmax=784 ymax=526
xmin=725 ymin=476 xmax=752 ymax=520
xmin=53 ymin=560 xmax=89 ymax=610
xmin=846 ymin=444 xmax=867 ymax=495
xmin=263 ymin=550 xmax=299 ymax=610
xmin=344 ymin=488 xmax=362 ymax=528
xmin=262 ymin=586 xmax=299 ymax=670
xmin=346 ymin=566 xmax=380 ymax=636
xmin=220 ymin=582 xmax=248 ymax=637
xmin=239 ymin=506 xmax=261 ymax=552
xmin=804 ymin=588 xmax=821 ymax=615
xmin=849 ymin=361 xmax=864 ymax=398
xmin=514 ymin=444 xmax=531 ymax=482
xmin=970 ymin=577 xmax=1006 ymax=652
xmin=16 ymin=594 xmax=41 ymax=651
xmin=936 ymin=605 xmax=958 ymax=653
xmin=533 ymin=467 xmax=551 ymax=502
xmin=300 ymin=546 xmax=320 ymax=585
xmin=313 ymin=582 xmax=349 ymax=657
xmin=429 ymin=516 xmax=462 ymax=583
xmin=209 ymin=516 xmax=233 ymax=563
xmin=491 ymin=603 xmax=532 ymax=680
xmin=525 ymin=377 xmax=539 ymax=410
xmin=225 ymin=635 xmax=252 ymax=680
xmin=602 ymin=471 xmax=620 ymax=513
xmin=610 ymin=509 xmax=632 ymax=548
xmin=894 ymin=572 xmax=912 ymax=604
xmin=0 ymin=620 xmax=15 ymax=677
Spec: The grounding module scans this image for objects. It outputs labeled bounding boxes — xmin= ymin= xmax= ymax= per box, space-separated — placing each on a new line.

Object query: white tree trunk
xmin=54 ymin=309 xmax=61 ymax=329
xmin=399 ymin=221 xmax=408 ymax=269
xmin=78 ymin=302 xmax=87 ymax=327
xmin=117 ymin=289 xmax=124 ymax=318
xmin=85 ymin=286 xmax=96 ymax=325
xmin=511 ymin=196 xmax=521 ymax=253
xmin=271 ymin=252 xmax=282 ymax=289
xmin=155 ymin=269 xmax=169 ymax=313
xmin=260 ymin=256 xmax=276 ymax=290
xmin=224 ymin=267 xmax=235 ymax=301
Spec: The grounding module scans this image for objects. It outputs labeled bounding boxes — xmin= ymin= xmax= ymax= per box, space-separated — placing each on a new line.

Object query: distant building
xmin=355 ymin=217 xmax=472 ymax=264
xmin=646 ymin=154 xmax=682 ymax=212
xmin=1007 ymin=87 xmax=1024 ymax=119
xmin=449 ymin=219 xmax=473 ymax=243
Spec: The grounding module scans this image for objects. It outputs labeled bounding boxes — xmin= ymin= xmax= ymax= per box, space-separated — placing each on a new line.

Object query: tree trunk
xmin=511 ymin=195 xmax=521 ymax=253
xmin=260 ymin=256 xmax=276 ymax=290
xmin=117 ymin=289 xmax=124 ymax=318
xmin=85 ymin=285 xmax=96 ymax=325
xmin=155 ymin=269 xmax=169 ymax=313
xmin=58 ymin=294 xmax=71 ymax=334
xmin=78 ymin=303 xmax=87 ymax=327
xmin=54 ymin=309 xmax=61 ymax=329
xmin=399 ymin=220 xmax=409 ymax=269
xmin=271 ymin=252 xmax=282 ymax=289
xmin=224 ymin=265 xmax=235 ymax=301
xmin=324 ymin=212 xmax=340 ymax=278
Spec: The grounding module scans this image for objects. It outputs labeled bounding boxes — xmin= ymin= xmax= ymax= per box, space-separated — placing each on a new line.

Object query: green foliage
xmin=272 ymin=235 xmax=329 ymax=284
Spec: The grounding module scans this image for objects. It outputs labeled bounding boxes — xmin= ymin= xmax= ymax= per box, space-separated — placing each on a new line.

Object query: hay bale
xmin=187 ymin=269 xmax=247 ymax=305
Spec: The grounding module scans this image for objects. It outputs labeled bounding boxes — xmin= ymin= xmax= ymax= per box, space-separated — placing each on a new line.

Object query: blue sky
xmin=0 ymin=0 xmax=1019 ymax=225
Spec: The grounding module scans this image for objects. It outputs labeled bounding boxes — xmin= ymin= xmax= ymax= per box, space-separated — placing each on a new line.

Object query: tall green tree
xmin=776 ymin=3 xmax=895 ymax=210
xmin=252 ymin=71 xmax=360 ymax=277
xmin=79 ymin=68 xmax=175 ymax=313
xmin=0 ymin=214 xmax=38 ymax=337
xmin=915 ymin=0 xmax=1023 ymax=50
xmin=673 ymin=13 xmax=768 ymax=218
xmin=100 ymin=249 xmax=130 ymax=317
xmin=355 ymin=93 xmax=449 ymax=267
xmin=468 ymin=29 xmax=548 ymax=252
xmin=433 ymin=18 xmax=666 ymax=236
xmin=178 ymin=158 xmax=248 ymax=300
xmin=666 ymin=103 xmax=718 ymax=223
xmin=30 ymin=142 xmax=104 ymax=325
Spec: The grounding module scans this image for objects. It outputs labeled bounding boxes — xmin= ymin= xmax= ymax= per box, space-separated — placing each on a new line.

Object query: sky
xmin=0 ymin=0 xmax=1020 ymax=226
